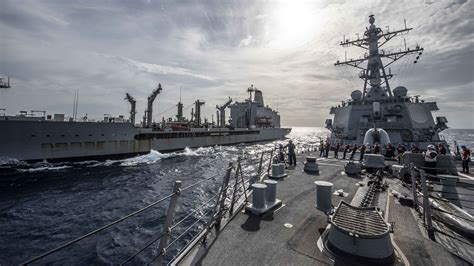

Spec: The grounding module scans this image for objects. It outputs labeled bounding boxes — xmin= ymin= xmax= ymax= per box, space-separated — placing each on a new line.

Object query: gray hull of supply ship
xmin=325 ymin=15 xmax=448 ymax=148
xmin=0 ymin=83 xmax=290 ymax=163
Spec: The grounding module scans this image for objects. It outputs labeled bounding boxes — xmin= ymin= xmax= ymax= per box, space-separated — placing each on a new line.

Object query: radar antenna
xmin=247 ymin=85 xmax=255 ymax=101
xmin=0 ymin=77 xmax=10 ymax=89
xmin=334 ymin=15 xmax=424 ymax=101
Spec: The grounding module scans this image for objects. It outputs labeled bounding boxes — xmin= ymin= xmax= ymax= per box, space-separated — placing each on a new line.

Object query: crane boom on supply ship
xmin=0 ymin=82 xmax=290 ymax=163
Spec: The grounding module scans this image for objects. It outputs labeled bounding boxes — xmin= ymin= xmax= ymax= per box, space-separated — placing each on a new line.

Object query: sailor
xmin=385 ymin=143 xmax=394 ymax=158
xmin=397 ymin=144 xmax=406 ymax=164
xmin=278 ymin=144 xmax=285 ymax=163
xmin=359 ymin=144 xmax=367 ymax=161
xmin=373 ymin=142 xmax=381 ymax=154
xmin=461 ymin=145 xmax=471 ymax=174
xmin=319 ymin=139 xmax=325 ymax=157
xmin=285 ymin=140 xmax=297 ymax=166
xmin=325 ymin=140 xmax=330 ymax=158
xmin=365 ymin=143 xmax=372 ymax=154
xmin=349 ymin=144 xmax=358 ymax=160
xmin=334 ymin=143 xmax=340 ymax=159
xmin=342 ymin=144 xmax=350 ymax=160
xmin=437 ymin=143 xmax=447 ymax=155
xmin=411 ymin=143 xmax=420 ymax=153
xmin=424 ymin=144 xmax=438 ymax=175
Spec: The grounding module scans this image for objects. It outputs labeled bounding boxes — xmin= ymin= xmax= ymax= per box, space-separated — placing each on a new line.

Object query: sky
xmin=0 ymin=0 xmax=473 ymax=128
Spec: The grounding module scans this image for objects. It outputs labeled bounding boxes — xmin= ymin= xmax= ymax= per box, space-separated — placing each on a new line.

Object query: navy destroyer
xmin=0 ymin=84 xmax=290 ymax=162
xmin=326 ymin=15 xmax=448 ymax=148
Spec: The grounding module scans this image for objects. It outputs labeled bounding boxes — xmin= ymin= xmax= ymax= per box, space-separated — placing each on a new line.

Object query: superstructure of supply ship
xmin=0 ymin=82 xmax=290 ymax=162
xmin=325 ymin=15 xmax=449 ymax=148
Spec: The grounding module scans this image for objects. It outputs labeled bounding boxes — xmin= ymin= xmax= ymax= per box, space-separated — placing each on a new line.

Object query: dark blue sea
xmin=0 ymin=127 xmax=472 ymax=264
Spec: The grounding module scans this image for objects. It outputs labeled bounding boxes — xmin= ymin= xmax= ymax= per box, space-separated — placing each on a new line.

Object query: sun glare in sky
xmin=268 ymin=1 xmax=322 ymax=49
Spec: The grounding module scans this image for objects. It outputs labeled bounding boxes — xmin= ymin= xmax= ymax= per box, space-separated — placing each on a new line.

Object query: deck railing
xmin=22 ymin=148 xmax=276 ymax=265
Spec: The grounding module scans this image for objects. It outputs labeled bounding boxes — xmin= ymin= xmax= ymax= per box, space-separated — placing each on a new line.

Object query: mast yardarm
xmin=334 ymin=15 xmax=424 ymax=102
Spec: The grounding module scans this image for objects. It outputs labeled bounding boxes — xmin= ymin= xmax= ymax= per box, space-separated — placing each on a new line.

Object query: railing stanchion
xmin=215 ymin=162 xmax=233 ymax=231
xmin=254 ymin=151 xmax=264 ymax=185
xmin=239 ymin=164 xmax=248 ymax=202
xmin=420 ymin=170 xmax=435 ymax=240
xmin=410 ymin=163 xmax=419 ymax=211
xmin=229 ymin=157 xmax=242 ymax=215
xmin=266 ymin=149 xmax=274 ymax=174
xmin=155 ymin=181 xmax=182 ymax=265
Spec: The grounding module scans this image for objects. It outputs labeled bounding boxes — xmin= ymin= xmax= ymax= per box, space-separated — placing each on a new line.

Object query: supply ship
xmin=325 ymin=15 xmax=448 ymax=148
xmin=0 ymin=83 xmax=290 ymax=162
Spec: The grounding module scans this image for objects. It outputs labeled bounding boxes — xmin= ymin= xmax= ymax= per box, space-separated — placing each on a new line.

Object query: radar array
xmin=335 ymin=15 xmax=423 ymax=101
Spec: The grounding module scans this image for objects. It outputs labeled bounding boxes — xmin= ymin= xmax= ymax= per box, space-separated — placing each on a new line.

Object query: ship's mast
xmin=176 ymin=88 xmax=184 ymax=122
xmin=335 ymin=15 xmax=424 ymax=101
xmin=194 ymin=100 xmax=205 ymax=126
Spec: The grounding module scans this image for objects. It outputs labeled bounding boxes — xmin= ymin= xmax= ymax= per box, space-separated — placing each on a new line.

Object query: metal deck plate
xmin=332 ymin=201 xmax=388 ymax=237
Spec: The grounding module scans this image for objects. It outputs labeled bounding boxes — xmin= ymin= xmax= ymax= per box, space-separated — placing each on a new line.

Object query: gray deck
xmin=196 ymin=152 xmax=472 ymax=265
xmin=201 ymin=155 xmax=359 ymax=265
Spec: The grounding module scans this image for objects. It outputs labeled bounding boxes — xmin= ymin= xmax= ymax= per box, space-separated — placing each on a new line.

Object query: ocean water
xmin=0 ymin=127 xmax=472 ymax=264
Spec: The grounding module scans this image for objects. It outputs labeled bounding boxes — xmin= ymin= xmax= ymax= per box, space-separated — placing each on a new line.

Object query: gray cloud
xmin=0 ymin=0 xmax=472 ymax=128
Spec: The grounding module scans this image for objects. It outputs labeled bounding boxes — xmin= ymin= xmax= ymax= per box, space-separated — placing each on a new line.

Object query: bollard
xmin=271 ymin=164 xmax=280 ymax=177
xmin=315 ymin=181 xmax=333 ymax=214
xmin=439 ymin=174 xmax=461 ymax=207
xmin=304 ymin=156 xmax=319 ymax=173
xmin=252 ymin=183 xmax=267 ymax=209
xmin=269 ymin=163 xmax=288 ymax=179
xmin=245 ymin=182 xmax=282 ymax=216
xmin=277 ymin=163 xmax=285 ymax=176
xmin=264 ymin=180 xmax=278 ymax=203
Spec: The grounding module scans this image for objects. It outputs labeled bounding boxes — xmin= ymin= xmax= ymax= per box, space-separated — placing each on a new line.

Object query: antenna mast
xmin=334 ymin=15 xmax=424 ymax=101
xmin=176 ymin=87 xmax=184 ymax=122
